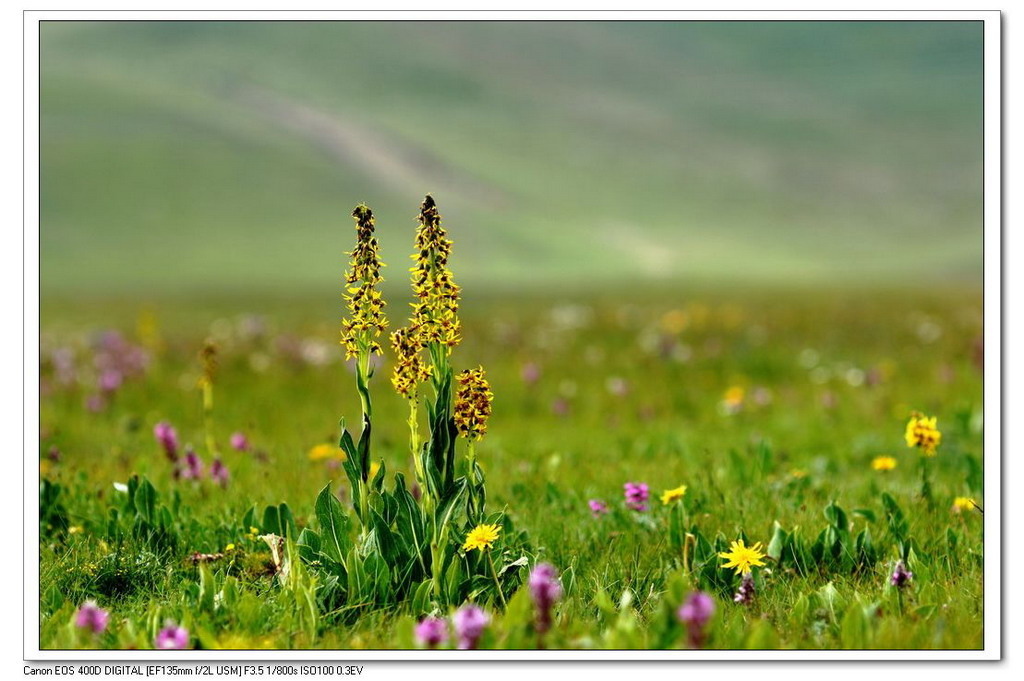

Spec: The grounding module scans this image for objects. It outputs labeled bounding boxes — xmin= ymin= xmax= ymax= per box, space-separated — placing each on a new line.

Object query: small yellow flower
xmin=308 ymin=443 xmax=346 ymax=462
xmin=790 ymin=469 xmax=807 ymax=479
xmin=225 ymin=543 xmax=236 ymax=552
xmin=718 ymin=539 xmax=766 ymax=575
xmin=462 ymin=523 xmax=501 ymax=552
xmin=905 ymin=412 xmax=941 ymax=456
xmin=723 ymin=386 xmax=745 ymax=409
xmin=952 ymin=497 xmax=979 ymax=514
xmin=660 ymin=485 xmax=687 ymax=505
xmin=872 ymin=456 xmax=898 ymax=471
xmin=68 ymin=525 xmax=83 ymax=535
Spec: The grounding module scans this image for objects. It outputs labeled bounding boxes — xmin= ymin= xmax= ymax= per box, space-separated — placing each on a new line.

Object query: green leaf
xmin=314 ymin=483 xmax=352 ymax=566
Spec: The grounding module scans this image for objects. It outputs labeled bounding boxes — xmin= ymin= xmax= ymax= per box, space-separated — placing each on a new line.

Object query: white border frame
xmin=22 ymin=9 xmax=1001 ymax=662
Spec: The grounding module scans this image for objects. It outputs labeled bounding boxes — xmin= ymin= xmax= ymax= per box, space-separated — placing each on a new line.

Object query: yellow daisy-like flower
xmin=905 ymin=412 xmax=941 ymax=456
xmin=718 ymin=539 xmax=766 ymax=575
xmin=872 ymin=456 xmax=898 ymax=471
xmin=308 ymin=443 xmax=346 ymax=462
xmin=952 ymin=497 xmax=979 ymax=514
xmin=225 ymin=543 xmax=236 ymax=552
xmin=660 ymin=485 xmax=687 ymax=505
xmin=462 ymin=523 xmax=501 ymax=552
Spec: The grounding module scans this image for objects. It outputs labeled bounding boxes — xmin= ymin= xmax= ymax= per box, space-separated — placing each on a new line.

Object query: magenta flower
xmin=414 ymin=616 xmax=448 ymax=649
xmin=154 ymin=622 xmax=189 ymax=649
xmin=210 ymin=458 xmax=229 ymax=487
xmin=677 ymin=592 xmax=715 ymax=648
xmin=588 ymin=499 xmax=609 ymax=518
xmin=230 ymin=432 xmax=249 ymax=452
xmin=180 ymin=447 xmax=203 ymax=480
xmin=891 ymin=560 xmax=913 ymax=589
xmin=528 ymin=563 xmax=563 ymax=634
xmin=551 ymin=398 xmax=570 ymax=418
xmin=623 ymin=481 xmax=649 ymax=512
xmin=452 ymin=604 xmax=489 ymax=650
xmin=734 ymin=573 xmax=755 ymax=605
xmin=154 ymin=422 xmax=179 ymax=461
xmin=98 ymin=369 xmax=123 ymax=394
xmin=74 ymin=601 xmax=109 ymax=634
xmin=521 ymin=362 xmax=541 ymax=385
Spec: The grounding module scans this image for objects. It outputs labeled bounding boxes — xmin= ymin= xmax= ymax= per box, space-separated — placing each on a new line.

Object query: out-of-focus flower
xmin=891 ymin=560 xmax=913 ymax=589
xmin=230 ymin=432 xmax=249 ymax=452
xmin=154 ymin=422 xmax=179 ymax=461
xmin=414 ymin=616 xmax=448 ymax=649
xmin=952 ymin=497 xmax=979 ymax=514
xmin=660 ymin=485 xmax=687 ymax=505
xmin=721 ymin=386 xmax=744 ymax=414
xmin=75 ymin=601 xmax=109 ymax=634
xmin=452 ymin=605 xmax=489 ymax=650
xmin=606 ymin=376 xmax=630 ymax=397
xmin=180 ymin=447 xmax=203 ymax=480
xmin=211 ymin=458 xmax=229 ymax=486
xmin=551 ymin=398 xmax=570 ymax=418
xmin=528 ymin=563 xmax=563 ymax=634
xmin=588 ymin=499 xmax=609 ymax=518
xmin=155 ymin=622 xmax=189 ymax=649
xmin=718 ymin=540 xmax=766 ymax=575
xmin=734 ymin=573 xmax=755 ymax=605
xmin=624 ymin=482 xmax=649 ymax=512
xmin=308 ymin=443 xmax=346 ymax=462
xmin=462 ymin=524 xmax=500 ymax=552
xmin=905 ymin=412 xmax=941 ymax=456
xmin=521 ymin=362 xmax=541 ymax=385
xmin=872 ymin=456 xmax=898 ymax=471
xmin=677 ymin=592 xmax=715 ymax=647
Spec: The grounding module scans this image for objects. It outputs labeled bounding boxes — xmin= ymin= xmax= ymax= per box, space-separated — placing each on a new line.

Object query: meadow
xmin=38 ymin=239 xmax=984 ymax=650
xmin=36 ymin=20 xmax=985 ymax=652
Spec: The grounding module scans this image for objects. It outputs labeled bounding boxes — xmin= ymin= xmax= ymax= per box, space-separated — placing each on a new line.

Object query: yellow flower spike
xmin=660 ymin=485 xmax=687 ymax=505
xmin=718 ymin=539 xmax=766 ymax=575
xmin=390 ymin=326 xmax=432 ymax=398
xmin=872 ymin=456 xmax=898 ymax=471
xmin=339 ymin=204 xmax=388 ymax=359
xmin=905 ymin=412 xmax=941 ymax=456
xmin=462 ymin=523 xmax=501 ymax=552
xmin=454 ymin=366 xmax=493 ymax=440
xmin=409 ymin=195 xmax=461 ymax=353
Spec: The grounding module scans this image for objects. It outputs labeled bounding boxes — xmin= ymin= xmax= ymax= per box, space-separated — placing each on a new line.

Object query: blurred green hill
xmin=40 ymin=20 xmax=983 ymax=294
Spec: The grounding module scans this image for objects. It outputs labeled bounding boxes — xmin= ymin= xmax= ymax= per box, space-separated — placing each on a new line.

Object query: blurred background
xmin=40 ymin=20 xmax=983 ymax=298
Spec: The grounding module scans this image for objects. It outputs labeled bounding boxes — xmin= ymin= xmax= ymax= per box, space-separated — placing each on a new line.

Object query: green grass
xmin=40 ymin=20 xmax=983 ymax=293
xmin=39 ymin=284 xmax=984 ymax=650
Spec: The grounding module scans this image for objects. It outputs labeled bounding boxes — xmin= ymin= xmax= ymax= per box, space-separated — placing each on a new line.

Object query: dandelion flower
xmin=462 ymin=523 xmax=501 ymax=552
xmin=905 ymin=412 xmax=941 ymax=456
xmin=718 ymin=539 xmax=766 ymax=575
xmin=872 ymin=456 xmax=898 ymax=471
xmin=660 ymin=485 xmax=687 ymax=505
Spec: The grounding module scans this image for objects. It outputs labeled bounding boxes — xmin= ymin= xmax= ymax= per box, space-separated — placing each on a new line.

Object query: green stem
xmin=486 ymin=549 xmax=507 ymax=608
xmin=202 ymin=381 xmax=216 ymax=456
xmin=466 ymin=440 xmax=478 ymax=522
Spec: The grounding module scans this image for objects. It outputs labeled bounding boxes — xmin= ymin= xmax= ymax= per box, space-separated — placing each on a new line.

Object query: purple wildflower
xmin=154 ymin=422 xmax=179 ymax=461
xmin=588 ymin=499 xmax=609 ymax=518
xmin=74 ymin=601 xmax=109 ymax=634
xmin=414 ymin=616 xmax=448 ymax=649
xmin=528 ymin=563 xmax=563 ymax=635
xmin=734 ymin=573 xmax=755 ymax=605
xmin=452 ymin=604 xmax=489 ymax=650
xmin=230 ymin=432 xmax=249 ymax=452
xmin=180 ymin=447 xmax=203 ymax=480
xmin=891 ymin=560 xmax=913 ymax=589
xmin=154 ymin=622 xmax=189 ymax=650
xmin=98 ymin=369 xmax=123 ymax=394
xmin=86 ymin=394 xmax=106 ymax=412
xmin=210 ymin=458 xmax=230 ymax=487
xmin=551 ymin=398 xmax=570 ymax=418
xmin=521 ymin=362 xmax=541 ymax=385
xmin=624 ymin=481 xmax=650 ymax=512
xmin=677 ymin=592 xmax=715 ymax=648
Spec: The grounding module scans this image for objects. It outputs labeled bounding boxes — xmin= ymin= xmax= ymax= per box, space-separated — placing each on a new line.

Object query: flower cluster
xmin=624 ymin=481 xmax=650 ymax=512
xmin=340 ymin=204 xmax=388 ymax=360
xmin=677 ymin=592 xmax=715 ymax=648
xmin=905 ymin=412 xmax=941 ymax=456
xmin=390 ymin=325 xmax=431 ymax=398
xmin=198 ymin=340 xmax=218 ymax=390
xmin=75 ymin=601 xmax=109 ymax=635
xmin=528 ymin=563 xmax=563 ymax=634
xmin=891 ymin=560 xmax=913 ymax=588
xmin=454 ymin=367 xmax=493 ymax=440
xmin=410 ymin=195 xmax=461 ymax=351
xmin=733 ymin=573 xmax=756 ymax=605
xmin=414 ymin=605 xmax=491 ymax=650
